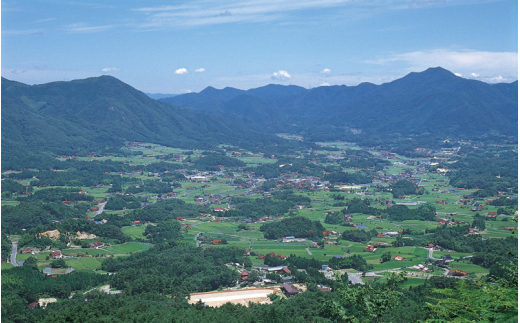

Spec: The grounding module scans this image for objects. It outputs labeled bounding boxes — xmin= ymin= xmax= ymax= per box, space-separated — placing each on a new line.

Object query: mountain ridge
xmin=2 ymin=67 xmax=517 ymax=169
xmin=159 ymin=67 xmax=518 ymax=139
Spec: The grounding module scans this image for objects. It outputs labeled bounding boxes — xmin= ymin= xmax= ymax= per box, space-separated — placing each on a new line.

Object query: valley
xmin=1 ymin=71 xmax=517 ymax=322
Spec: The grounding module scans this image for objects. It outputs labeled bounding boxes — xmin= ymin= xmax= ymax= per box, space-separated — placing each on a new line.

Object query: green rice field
xmin=104 ymin=242 xmax=151 ymax=254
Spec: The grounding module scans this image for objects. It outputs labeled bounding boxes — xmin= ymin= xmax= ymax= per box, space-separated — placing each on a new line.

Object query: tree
xmin=50 ymin=258 xmax=68 ymax=269
xmin=380 ymin=251 xmax=391 ymax=263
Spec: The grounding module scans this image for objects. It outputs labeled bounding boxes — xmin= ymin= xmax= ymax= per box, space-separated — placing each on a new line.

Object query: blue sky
xmin=2 ymin=0 xmax=518 ymax=94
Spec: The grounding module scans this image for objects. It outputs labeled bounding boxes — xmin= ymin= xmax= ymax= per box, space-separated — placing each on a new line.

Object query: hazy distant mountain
xmin=161 ymin=67 xmax=518 ymax=140
xmin=145 ymin=93 xmax=179 ymax=100
xmin=160 ymin=84 xmax=307 ymax=114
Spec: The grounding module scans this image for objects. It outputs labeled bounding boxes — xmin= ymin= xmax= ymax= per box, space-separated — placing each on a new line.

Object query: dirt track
xmin=188 ymin=287 xmax=281 ymax=307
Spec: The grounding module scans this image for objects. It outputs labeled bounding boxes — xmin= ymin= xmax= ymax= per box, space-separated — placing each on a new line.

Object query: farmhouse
xmin=51 ymin=251 xmax=62 ymax=259
xmin=448 ymin=269 xmax=469 ymax=276
xmin=280 ymin=283 xmax=299 ymax=297
xmin=364 ymin=245 xmax=376 ymax=252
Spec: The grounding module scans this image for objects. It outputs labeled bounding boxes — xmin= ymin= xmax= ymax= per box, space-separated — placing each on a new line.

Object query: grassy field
xmin=1 ymin=200 xmax=20 ymax=206
xmin=66 ymin=257 xmax=105 ymax=271
xmin=251 ymin=240 xmax=313 ymax=259
xmin=104 ymin=242 xmax=151 ymax=254
xmin=122 ymin=225 xmax=147 ymax=240
xmin=1 ymin=263 xmax=15 ymax=270
xmin=63 ymin=248 xmax=113 ymax=256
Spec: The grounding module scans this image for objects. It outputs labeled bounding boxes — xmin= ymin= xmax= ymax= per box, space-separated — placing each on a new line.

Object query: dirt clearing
xmin=189 ymin=287 xmax=280 ymax=307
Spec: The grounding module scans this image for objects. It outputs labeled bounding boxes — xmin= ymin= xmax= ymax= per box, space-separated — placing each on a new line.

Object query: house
xmin=393 ymin=256 xmax=406 ymax=261
xmin=51 ymin=251 xmax=62 ymax=259
xmin=442 ymin=255 xmax=454 ymax=262
xmin=364 ymin=245 xmax=376 ymax=252
xmin=267 ymin=266 xmax=289 ymax=273
xmin=96 ymin=241 xmax=104 ymax=248
xmin=240 ymin=270 xmax=249 ymax=282
xmin=281 ymin=276 xmax=294 ymax=283
xmin=23 ymin=248 xmax=33 ymax=254
xmin=212 ymin=240 xmax=222 ymax=245
xmin=89 ymin=243 xmax=96 ymax=248
xmin=281 ymin=283 xmax=299 ymax=297
xmin=448 ymin=269 xmax=469 ymax=276
xmin=318 ymin=286 xmax=332 ymax=292
xmin=282 ymin=267 xmax=292 ymax=274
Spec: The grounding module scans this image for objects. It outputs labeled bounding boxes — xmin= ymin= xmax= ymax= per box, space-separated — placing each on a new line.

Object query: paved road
xmin=347 ymin=273 xmax=365 ymax=285
xmin=306 ymin=247 xmax=312 ymax=255
xmin=96 ymin=201 xmax=107 ymax=215
xmin=194 ymin=232 xmax=202 ymax=247
xmin=10 ymin=242 xmax=20 ymax=266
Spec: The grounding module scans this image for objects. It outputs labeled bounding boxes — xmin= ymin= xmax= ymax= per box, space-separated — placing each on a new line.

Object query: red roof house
xmin=51 ymin=251 xmax=62 ymax=259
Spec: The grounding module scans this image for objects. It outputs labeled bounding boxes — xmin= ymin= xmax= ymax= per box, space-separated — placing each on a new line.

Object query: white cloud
xmin=2 ymin=29 xmax=44 ymax=36
xmin=195 ymin=68 xmax=205 ymax=73
xmin=486 ymin=76 xmax=505 ymax=83
xmin=174 ymin=68 xmax=189 ymax=75
xmin=454 ymin=73 xmax=462 ymax=77
xmin=65 ymin=23 xmax=115 ymax=33
xmin=319 ymin=82 xmax=330 ymax=86
xmin=365 ymin=49 xmax=518 ymax=83
xmin=134 ymin=0 xmax=357 ymax=29
xmin=271 ymin=70 xmax=291 ymax=80
xmin=320 ymin=68 xmax=331 ymax=74
xmin=102 ymin=67 xmax=121 ymax=72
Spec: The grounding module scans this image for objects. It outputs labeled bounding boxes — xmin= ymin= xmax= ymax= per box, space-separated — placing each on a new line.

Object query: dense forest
xmin=260 ymin=216 xmax=326 ymax=240
xmin=3 ymin=234 xmax=516 ymax=323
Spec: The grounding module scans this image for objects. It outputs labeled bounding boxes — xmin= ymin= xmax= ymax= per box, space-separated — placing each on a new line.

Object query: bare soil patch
xmin=188 ymin=287 xmax=281 ymax=307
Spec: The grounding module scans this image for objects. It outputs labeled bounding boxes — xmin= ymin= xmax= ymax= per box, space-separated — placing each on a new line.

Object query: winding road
xmin=10 ymin=242 xmax=20 ymax=266
xmin=96 ymin=201 xmax=107 ymax=215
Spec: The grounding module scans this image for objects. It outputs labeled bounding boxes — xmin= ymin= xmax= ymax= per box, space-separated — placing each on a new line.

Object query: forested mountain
xmin=161 ymin=67 xmax=518 ymax=141
xmin=3 ymin=67 xmax=517 ymax=170
xmin=1 ymin=77 xmax=300 ymax=169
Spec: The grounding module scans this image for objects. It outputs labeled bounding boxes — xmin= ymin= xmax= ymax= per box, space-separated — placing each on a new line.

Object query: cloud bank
xmin=271 ymin=70 xmax=291 ymax=80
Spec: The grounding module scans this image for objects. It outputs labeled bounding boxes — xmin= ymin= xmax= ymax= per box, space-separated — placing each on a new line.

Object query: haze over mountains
xmin=160 ymin=67 xmax=518 ymax=140
xmin=2 ymin=67 xmax=517 ymax=168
